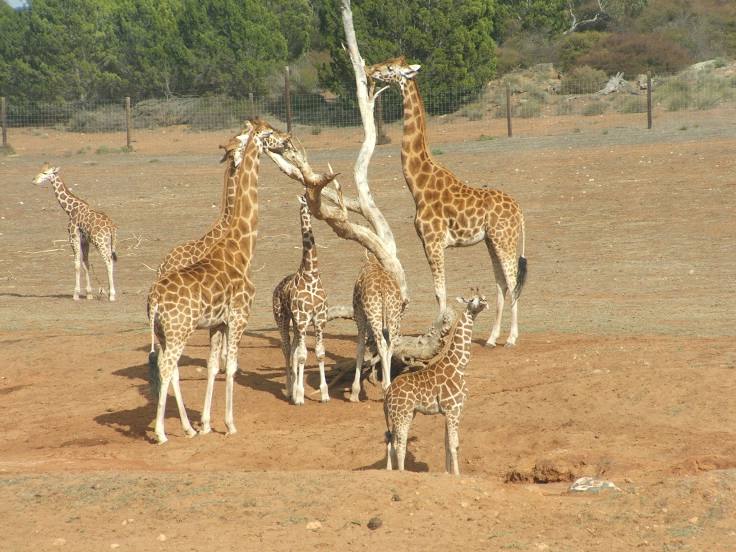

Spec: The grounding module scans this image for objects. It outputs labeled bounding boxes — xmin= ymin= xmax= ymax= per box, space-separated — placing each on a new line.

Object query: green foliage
xmin=556 ymin=32 xmax=607 ymax=72
xmin=316 ymin=0 xmax=497 ymax=115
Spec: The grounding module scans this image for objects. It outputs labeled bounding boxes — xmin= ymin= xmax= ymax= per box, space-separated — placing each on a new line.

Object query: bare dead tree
xmin=565 ymin=0 xmax=611 ymax=34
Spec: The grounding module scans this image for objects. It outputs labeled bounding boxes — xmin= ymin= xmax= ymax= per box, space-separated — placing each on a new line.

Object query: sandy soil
xmin=1 ymin=112 xmax=735 ymax=551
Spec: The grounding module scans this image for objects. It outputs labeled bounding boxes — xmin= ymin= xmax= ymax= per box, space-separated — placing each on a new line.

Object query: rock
xmin=306 ymin=521 xmax=322 ymax=531
xmin=157 ymin=534 xmax=167 ymax=542
xmin=52 ymin=538 xmax=66 ymax=546
xmin=569 ymin=476 xmax=621 ymax=493
xmin=367 ymin=517 xmax=383 ymax=530
xmin=391 ymin=493 xmax=401 ymax=502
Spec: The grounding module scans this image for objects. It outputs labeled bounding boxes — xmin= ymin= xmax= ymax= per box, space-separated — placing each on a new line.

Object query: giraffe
xmin=32 ymin=164 xmax=118 ymax=301
xmin=367 ymin=57 xmax=527 ymax=347
xmin=272 ymin=195 xmax=329 ymax=405
xmin=146 ymin=119 xmax=298 ymax=444
xmin=156 ymin=121 xmax=254 ymax=278
xmin=350 ymin=252 xmax=404 ymax=402
xmin=384 ymin=291 xmax=488 ymax=475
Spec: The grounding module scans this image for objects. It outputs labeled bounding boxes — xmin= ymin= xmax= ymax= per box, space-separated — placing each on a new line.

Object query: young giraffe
xmin=147 ymin=119 xmax=297 ymax=444
xmin=156 ymin=122 xmax=253 ymax=277
xmin=350 ymin=253 xmax=404 ymax=402
xmin=384 ymin=292 xmax=488 ymax=475
xmin=272 ymin=195 xmax=329 ymax=405
xmin=32 ymin=164 xmax=118 ymax=301
xmin=368 ymin=57 xmax=527 ymax=347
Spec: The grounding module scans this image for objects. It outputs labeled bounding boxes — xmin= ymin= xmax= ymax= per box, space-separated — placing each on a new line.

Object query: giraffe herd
xmin=30 ymin=56 xmax=527 ymax=473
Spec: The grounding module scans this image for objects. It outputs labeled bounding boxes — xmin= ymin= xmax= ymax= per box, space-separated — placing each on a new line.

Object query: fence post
xmin=284 ymin=65 xmax=292 ymax=133
xmin=646 ymin=71 xmax=652 ymax=130
xmin=375 ymin=94 xmax=389 ymax=145
xmin=1 ymin=96 xmax=7 ymax=149
xmin=124 ymin=96 xmax=132 ymax=150
xmin=505 ymin=82 xmax=513 ymax=138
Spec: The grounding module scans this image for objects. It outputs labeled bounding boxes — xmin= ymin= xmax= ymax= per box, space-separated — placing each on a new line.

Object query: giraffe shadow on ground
xmin=0 ymin=292 xmax=76 ymax=299
xmin=94 ymin=399 xmax=202 ymax=443
xmin=355 ymin=438 xmax=430 ymax=472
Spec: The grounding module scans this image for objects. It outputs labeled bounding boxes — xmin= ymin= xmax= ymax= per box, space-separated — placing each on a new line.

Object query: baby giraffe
xmin=384 ymin=292 xmax=488 ymax=475
xmin=32 ymin=164 xmax=118 ymax=301
xmin=272 ymin=195 xmax=329 ymax=404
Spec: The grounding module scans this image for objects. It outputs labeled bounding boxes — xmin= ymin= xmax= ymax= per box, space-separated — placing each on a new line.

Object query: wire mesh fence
xmin=2 ymin=69 xmax=735 ymax=147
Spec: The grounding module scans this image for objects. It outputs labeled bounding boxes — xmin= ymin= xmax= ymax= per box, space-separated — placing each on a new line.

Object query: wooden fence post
xmin=505 ymin=82 xmax=513 ymax=138
xmin=646 ymin=71 xmax=652 ymax=130
xmin=1 ymin=96 xmax=7 ymax=149
xmin=124 ymin=96 xmax=132 ymax=150
xmin=284 ymin=65 xmax=293 ymax=133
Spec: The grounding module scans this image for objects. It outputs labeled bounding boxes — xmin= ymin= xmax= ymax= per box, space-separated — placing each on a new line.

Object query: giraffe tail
xmin=381 ymin=289 xmax=391 ymax=347
xmin=512 ymin=214 xmax=527 ymax=303
xmin=110 ymin=228 xmax=118 ymax=262
xmin=147 ymin=301 xmax=161 ymax=398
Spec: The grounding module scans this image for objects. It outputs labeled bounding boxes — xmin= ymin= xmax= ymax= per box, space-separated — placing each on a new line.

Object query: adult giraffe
xmin=368 ymin=57 xmax=527 ymax=347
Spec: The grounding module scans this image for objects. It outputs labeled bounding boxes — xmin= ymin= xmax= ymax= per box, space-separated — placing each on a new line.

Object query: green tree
xmin=317 ymin=0 xmax=497 ymax=115
xmin=266 ymin=0 xmax=315 ymax=60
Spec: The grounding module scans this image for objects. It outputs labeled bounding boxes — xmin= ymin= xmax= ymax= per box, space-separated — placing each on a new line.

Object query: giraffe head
xmin=247 ymin=118 xmax=295 ymax=156
xmin=456 ymin=291 xmax=488 ymax=318
xmin=32 ymin=163 xmax=60 ymax=186
xmin=367 ymin=56 xmax=421 ymax=88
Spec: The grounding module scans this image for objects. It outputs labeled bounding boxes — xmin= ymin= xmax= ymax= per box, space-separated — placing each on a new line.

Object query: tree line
xmin=1 ymin=0 xmax=733 ymax=108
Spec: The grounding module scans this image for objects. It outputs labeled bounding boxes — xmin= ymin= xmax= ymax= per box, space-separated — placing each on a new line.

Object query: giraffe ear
xmin=401 ymin=64 xmax=421 ymax=79
xmin=455 ymin=296 xmax=465 ymax=305
xmin=51 ymin=167 xmax=61 ymax=174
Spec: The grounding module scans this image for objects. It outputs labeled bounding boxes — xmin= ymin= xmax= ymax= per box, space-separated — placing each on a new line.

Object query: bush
xmin=577 ymin=33 xmax=693 ymax=78
xmin=560 ymin=66 xmax=608 ymax=95
xmin=616 ymin=96 xmax=646 ymax=113
xmin=515 ymin=99 xmax=542 ymax=118
xmin=556 ymin=32 xmax=608 ymax=72
xmin=68 ymin=107 xmax=125 ymax=132
xmin=665 ymin=95 xmax=692 ymax=111
xmin=582 ymin=101 xmax=607 ymax=116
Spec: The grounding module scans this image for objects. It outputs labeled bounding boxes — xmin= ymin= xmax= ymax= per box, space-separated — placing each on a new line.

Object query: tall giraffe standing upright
xmin=384 ymin=292 xmax=488 ymax=475
xmin=272 ymin=195 xmax=329 ymax=405
xmin=32 ymin=164 xmax=118 ymax=301
xmin=156 ymin=122 xmax=253 ymax=277
xmin=147 ymin=120 xmax=299 ymax=444
xmin=368 ymin=57 xmax=527 ymax=347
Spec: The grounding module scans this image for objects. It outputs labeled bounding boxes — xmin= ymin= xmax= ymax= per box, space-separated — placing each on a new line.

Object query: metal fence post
xmin=505 ymin=82 xmax=513 ymax=138
xmin=125 ymin=96 xmax=132 ymax=150
xmin=1 ymin=96 xmax=7 ymax=148
xmin=646 ymin=71 xmax=653 ymax=130
xmin=284 ymin=66 xmax=292 ymax=133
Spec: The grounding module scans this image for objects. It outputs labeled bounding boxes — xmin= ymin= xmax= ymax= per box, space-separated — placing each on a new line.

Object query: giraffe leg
xmin=200 ymin=328 xmax=224 ymax=434
xmin=444 ymin=420 xmax=452 ymax=472
xmin=396 ymin=425 xmax=409 ymax=472
xmin=314 ymin=319 xmax=329 ymax=403
xmin=224 ymin=321 xmax=247 ymax=435
xmin=292 ymin=320 xmax=308 ymax=405
xmin=153 ymin=341 xmax=186 ymax=444
xmin=423 ymin=240 xmax=447 ymax=314
xmin=379 ymin=338 xmax=393 ymax=393
xmin=446 ymin=413 xmax=461 ymax=476
xmin=170 ymin=366 xmax=196 ymax=438
xmin=69 ymin=226 xmax=82 ymax=300
xmin=350 ymin=324 xmax=367 ymax=402
xmin=485 ymin=240 xmax=509 ymax=347
xmin=276 ymin=310 xmax=292 ymax=400
xmin=80 ymin=237 xmax=93 ymax=299
xmin=101 ymin=249 xmax=116 ymax=302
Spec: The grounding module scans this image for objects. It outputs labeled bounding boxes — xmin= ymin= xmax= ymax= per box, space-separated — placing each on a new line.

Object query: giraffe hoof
xmin=484 ymin=340 xmax=497 ymax=348
xmin=199 ymin=425 xmax=211 ymax=435
xmin=504 ymin=341 xmax=516 ymax=348
xmin=109 ymin=295 xmax=116 ymax=302
xmin=155 ymin=435 xmax=168 ymax=445
xmin=349 ymin=393 xmax=360 ymax=403
xmin=73 ymin=294 xmax=80 ymax=301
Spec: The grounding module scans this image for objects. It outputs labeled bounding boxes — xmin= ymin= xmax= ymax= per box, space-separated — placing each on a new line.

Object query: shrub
xmin=515 ymin=99 xmax=542 ymax=118
xmin=577 ymin=33 xmax=693 ymax=78
xmin=582 ymin=101 xmax=607 ymax=116
xmin=665 ymin=95 xmax=692 ymax=111
xmin=68 ymin=107 xmax=125 ymax=132
xmin=616 ymin=96 xmax=646 ymax=113
xmin=560 ymin=66 xmax=608 ymax=95
xmin=556 ymin=32 xmax=608 ymax=72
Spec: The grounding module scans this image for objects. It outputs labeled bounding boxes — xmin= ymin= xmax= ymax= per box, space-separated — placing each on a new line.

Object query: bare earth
xmin=1 ymin=112 xmax=735 ymax=551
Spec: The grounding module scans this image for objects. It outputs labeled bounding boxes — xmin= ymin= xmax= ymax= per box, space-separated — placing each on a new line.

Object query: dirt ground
xmin=1 ymin=111 xmax=735 ymax=551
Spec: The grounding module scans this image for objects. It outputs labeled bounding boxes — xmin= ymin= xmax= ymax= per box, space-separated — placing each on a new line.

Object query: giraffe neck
xmin=49 ymin=174 xmax=84 ymax=216
xmin=298 ymin=206 xmax=318 ymax=274
xmin=219 ymin=160 xmax=239 ymax=227
xmin=400 ymin=79 xmax=432 ymax=197
xmin=444 ymin=310 xmax=475 ymax=374
xmin=226 ymin=136 xmax=260 ymax=241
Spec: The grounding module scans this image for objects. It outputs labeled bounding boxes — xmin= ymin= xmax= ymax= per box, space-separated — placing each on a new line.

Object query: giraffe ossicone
xmin=368 ymin=56 xmax=528 ymax=347
xmin=32 ymin=163 xmax=118 ymax=301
